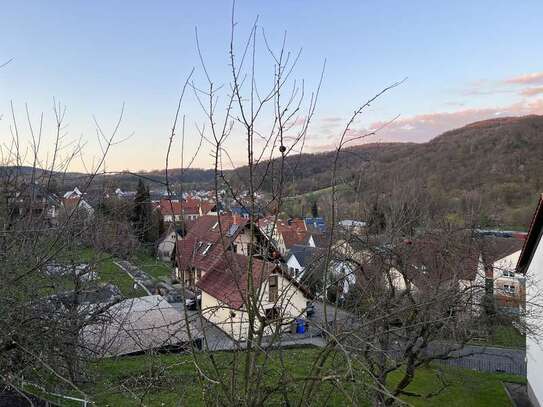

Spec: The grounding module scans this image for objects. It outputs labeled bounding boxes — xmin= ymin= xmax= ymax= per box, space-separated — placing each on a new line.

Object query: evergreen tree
xmin=311 ymin=201 xmax=319 ymax=218
xmin=133 ymin=179 xmax=152 ymax=242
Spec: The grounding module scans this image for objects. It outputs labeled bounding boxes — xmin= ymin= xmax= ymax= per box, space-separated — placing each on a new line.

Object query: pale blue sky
xmin=1 ymin=1 xmax=542 ymax=171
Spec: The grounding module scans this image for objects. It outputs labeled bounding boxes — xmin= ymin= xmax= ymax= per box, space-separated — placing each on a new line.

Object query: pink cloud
xmin=521 ymin=87 xmax=543 ymax=97
xmin=504 ymin=72 xmax=543 ymax=85
xmin=308 ymin=98 xmax=543 ymax=152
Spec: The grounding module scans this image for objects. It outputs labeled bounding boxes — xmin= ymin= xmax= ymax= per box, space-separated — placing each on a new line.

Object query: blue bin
xmin=296 ymin=319 xmax=305 ymax=334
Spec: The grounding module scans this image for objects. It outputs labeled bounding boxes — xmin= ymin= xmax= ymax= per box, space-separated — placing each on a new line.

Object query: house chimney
xmin=233 ymin=213 xmax=239 ymax=225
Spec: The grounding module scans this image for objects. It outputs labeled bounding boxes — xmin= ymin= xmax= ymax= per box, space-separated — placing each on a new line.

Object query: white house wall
xmin=200 ymin=273 xmax=308 ymax=341
xmin=527 ymin=239 xmax=543 ymax=407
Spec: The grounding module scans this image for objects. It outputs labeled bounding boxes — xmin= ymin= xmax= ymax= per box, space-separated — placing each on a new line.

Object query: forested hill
xmin=16 ymin=115 xmax=543 ymax=228
xmin=232 ymin=115 xmax=543 ymax=228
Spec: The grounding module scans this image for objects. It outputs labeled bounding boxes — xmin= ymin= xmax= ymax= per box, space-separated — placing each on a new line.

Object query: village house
xmin=159 ymin=197 xmax=218 ymax=223
xmin=285 ymin=244 xmax=325 ymax=280
xmin=480 ymin=236 xmax=526 ymax=313
xmin=9 ymin=182 xmax=61 ymax=225
xmin=516 ymin=194 xmax=543 ymax=407
xmin=156 ymin=223 xmax=184 ymax=262
xmin=173 ymin=215 xmax=278 ymax=288
xmin=195 ymin=251 xmax=311 ymax=340
xmin=381 ymin=234 xmax=527 ymax=316
xmin=61 ymin=187 xmax=95 ymax=218
xmin=258 ymin=217 xmax=309 ymax=256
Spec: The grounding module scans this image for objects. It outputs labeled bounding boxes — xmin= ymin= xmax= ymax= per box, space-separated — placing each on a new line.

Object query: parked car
xmin=185 ymin=295 xmax=201 ymax=310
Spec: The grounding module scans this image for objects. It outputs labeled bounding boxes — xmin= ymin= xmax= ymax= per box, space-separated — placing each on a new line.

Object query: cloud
xmin=366 ymin=98 xmax=543 ymax=143
xmin=521 ymin=87 xmax=543 ymax=97
xmin=308 ymin=98 xmax=543 ymax=152
xmin=462 ymin=71 xmax=543 ymax=97
xmin=321 ymin=117 xmax=343 ymax=124
xmin=504 ymin=72 xmax=543 ymax=85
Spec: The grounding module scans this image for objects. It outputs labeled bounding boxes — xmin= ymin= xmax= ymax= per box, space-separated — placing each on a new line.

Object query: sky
xmin=1 ymin=1 xmax=543 ymax=172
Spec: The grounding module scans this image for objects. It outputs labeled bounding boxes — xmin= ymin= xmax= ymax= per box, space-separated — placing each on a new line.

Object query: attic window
xmin=268 ymin=275 xmax=278 ymax=302
xmin=201 ymin=243 xmax=213 ymax=256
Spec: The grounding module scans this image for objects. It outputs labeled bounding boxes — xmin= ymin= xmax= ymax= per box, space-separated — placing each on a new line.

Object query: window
xmin=232 ymin=244 xmax=238 ymax=253
xmin=503 ymin=270 xmax=515 ymax=277
xmin=294 ymin=268 xmax=300 ymax=277
xmin=188 ymin=267 xmax=196 ymax=286
xmin=503 ymin=284 xmax=516 ymax=294
xmin=264 ymin=307 xmax=279 ymax=323
xmin=289 ymin=267 xmax=294 ymax=273
xmin=201 ymin=243 xmax=212 ymax=256
xmin=268 ymin=275 xmax=278 ymax=302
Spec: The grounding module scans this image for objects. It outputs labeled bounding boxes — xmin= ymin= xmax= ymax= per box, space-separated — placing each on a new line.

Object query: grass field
xmin=87 ymin=348 xmax=524 ymax=406
xmin=470 ymin=325 xmax=526 ymax=349
xmin=52 ymin=247 xmax=146 ymax=298
xmin=131 ymin=248 xmax=173 ymax=280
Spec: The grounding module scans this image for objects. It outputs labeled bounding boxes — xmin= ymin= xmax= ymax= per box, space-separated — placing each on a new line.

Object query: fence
xmin=21 ymin=379 xmax=93 ymax=407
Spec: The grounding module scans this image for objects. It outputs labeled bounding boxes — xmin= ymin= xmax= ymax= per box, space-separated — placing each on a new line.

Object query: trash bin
xmin=296 ymin=319 xmax=305 ymax=334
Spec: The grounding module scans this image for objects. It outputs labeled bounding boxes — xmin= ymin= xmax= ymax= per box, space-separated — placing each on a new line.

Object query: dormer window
xmin=201 ymin=243 xmax=212 ymax=256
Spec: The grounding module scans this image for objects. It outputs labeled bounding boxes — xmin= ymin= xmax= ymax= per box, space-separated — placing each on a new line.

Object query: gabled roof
xmin=159 ymin=197 xmax=210 ymax=216
xmin=196 ymin=251 xmax=312 ymax=309
xmin=63 ymin=187 xmax=82 ymax=199
xmin=175 ymin=215 xmax=248 ymax=273
xmin=282 ymin=229 xmax=309 ymax=250
xmin=196 ymin=253 xmax=278 ymax=309
xmin=61 ymin=196 xmax=93 ymax=214
xmin=304 ymin=233 xmax=330 ymax=249
xmin=480 ymin=236 xmax=524 ymax=265
xmin=517 ymin=194 xmax=543 ymax=274
xmin=287 ymin=244 xmax=325 ymax=268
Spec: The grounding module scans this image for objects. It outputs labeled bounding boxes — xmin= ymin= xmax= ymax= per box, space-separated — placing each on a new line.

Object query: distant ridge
xmin=7 ymin=114 xmax=543 ymax=228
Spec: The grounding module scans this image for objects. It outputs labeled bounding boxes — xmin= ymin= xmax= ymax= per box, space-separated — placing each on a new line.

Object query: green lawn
xmin=389 ymin=365 xmax=524 ymax=406
xmin=86 ymin=348 xmax=524 ymax=406
xmin=55 ymin=247 xmax=146 ymax=298
xmin=131 ymin=248 xmax=173 ymax=281
xmin=471 ymin=325 xmax=526 ymax=349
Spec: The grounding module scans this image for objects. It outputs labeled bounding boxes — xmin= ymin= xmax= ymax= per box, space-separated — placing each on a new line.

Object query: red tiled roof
xmin=159 ymin=197 xmax=212 ymax=216
xmin=61 ymin=197 xmax=83 ymax=213
xmin=257 ymin=216 xmax=308 ymax=249
xmin=199 ymin=202 xmax=215 ymax=215
xmin=480 ymin=237 xmax=524 ymax=265
xmin=159 ymin=199 xmax=182 ymax=216
xmin=196 ymin=253 xmax=279 ymax=309
xmin=282 ymin=230 xmax=309 ymax=250
xmin=175 ymin=215 xmax=249 ymax=272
